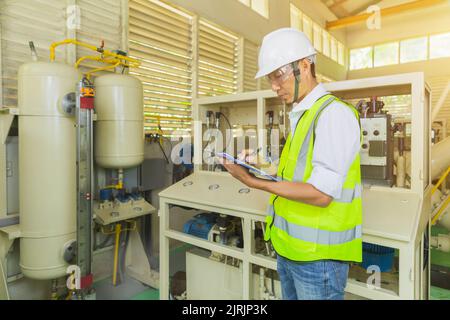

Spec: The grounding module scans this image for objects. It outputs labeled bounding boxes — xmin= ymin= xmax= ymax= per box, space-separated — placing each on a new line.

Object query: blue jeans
xmin=277 ymin=255 xmax=349 ymax=300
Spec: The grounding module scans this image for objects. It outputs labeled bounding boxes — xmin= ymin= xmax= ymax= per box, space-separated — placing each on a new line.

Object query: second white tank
xmin=94 ymin=74 xmax=144 ymax=169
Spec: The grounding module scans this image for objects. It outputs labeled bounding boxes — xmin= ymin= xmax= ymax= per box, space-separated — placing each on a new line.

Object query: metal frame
xmin=159 ymin=171 xmax=273 ymax=300
xmin=75 ymin=80 xmax=94 ymax=279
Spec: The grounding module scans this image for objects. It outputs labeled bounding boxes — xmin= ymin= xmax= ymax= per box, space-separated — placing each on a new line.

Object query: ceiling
xmin=320 ymin=0 xmax=387 ymax=18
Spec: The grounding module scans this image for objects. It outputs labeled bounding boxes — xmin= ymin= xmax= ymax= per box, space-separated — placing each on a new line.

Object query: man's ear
xmin=300 ymin=59 xmax=311 ymax=76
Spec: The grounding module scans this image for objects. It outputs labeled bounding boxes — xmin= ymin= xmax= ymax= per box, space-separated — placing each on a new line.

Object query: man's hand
xmin=237 ymin=149 xmax=258 ymax=164
xmin=219 ymin=157 xmax=255 ymax=187
xmin=238 ymin=149 xmax=278 ymax=176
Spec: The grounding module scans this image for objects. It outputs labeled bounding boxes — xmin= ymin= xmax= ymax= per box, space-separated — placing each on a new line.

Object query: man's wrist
xmin=243 ymin=175 xmax=258 ymax=188
xmin=245 ymin=175 xmax=268 ymax=190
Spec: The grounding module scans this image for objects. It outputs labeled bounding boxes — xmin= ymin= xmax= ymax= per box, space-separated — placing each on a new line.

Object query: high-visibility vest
xmin=264 ymin=94 xmax=363 ymax=262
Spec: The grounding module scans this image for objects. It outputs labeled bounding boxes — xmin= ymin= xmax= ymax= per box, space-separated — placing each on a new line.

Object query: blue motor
xmin=361 ymin=243 xmax=395 ymax=272
xmin=183 ymin=213 xmax=217 ymax=239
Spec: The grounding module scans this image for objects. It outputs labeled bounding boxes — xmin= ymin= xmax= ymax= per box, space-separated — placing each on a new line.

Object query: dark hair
xmin=310 ymin=62 xmax=316 ymax=78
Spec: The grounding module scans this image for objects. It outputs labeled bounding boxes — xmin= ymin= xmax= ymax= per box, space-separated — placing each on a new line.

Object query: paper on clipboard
xmin=216 ymin=152 xmax=279 ymax=182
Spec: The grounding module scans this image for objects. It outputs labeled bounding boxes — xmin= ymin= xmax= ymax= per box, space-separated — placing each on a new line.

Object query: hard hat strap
xmin=292 ymin=62 xmax=301 ymax=102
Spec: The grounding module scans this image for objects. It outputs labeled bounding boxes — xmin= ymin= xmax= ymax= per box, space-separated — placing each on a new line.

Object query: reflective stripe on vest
xmin=273 ymin=215 xmax=362 ymax=245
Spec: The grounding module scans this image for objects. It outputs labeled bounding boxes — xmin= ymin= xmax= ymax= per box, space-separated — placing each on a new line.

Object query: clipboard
xmin=216 ymin=152 xmax=280 ymax=182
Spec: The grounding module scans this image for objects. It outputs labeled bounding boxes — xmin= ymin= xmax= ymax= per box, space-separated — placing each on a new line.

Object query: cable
xmin=219 ymin=112 xmax=232 ymax=130
xmin=161 ymin=135 xmax=174 ymax=164
xmin=158 ymin=139 xmax=170 ymax=163
xmin=219 ymin=112 xmax=232 ymax=150
xmin=94 ymin=233 xmax=114 ymax=250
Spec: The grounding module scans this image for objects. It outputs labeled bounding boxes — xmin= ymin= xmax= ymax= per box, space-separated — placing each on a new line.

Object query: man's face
xmin=267 ymin=64 xmax=296 ymax=104
xmin=267 ymin=60 xmax=309 ymax=104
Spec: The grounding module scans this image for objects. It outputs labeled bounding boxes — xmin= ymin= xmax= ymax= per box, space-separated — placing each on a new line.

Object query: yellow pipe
xmin=431 ymin=166 xmax=450 ymax=195
xmin=432 ymin=196 xmax=450 ymax=225
xmin=75 ymin=55 xmax=117 ymax=69
xmin=86 ymin=60 xmax=122 ymax=80
xmin=75 ymin=55 xmax=101 ymax=69
xmin=50 ymin=39 xmax=140 ymax=67
xmin=112 ymin=223 xmax=122 ymax=286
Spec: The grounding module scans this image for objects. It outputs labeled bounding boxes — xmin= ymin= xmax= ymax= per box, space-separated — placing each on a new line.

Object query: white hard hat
xmin=255 ymin=28 xmax=317 ymax=79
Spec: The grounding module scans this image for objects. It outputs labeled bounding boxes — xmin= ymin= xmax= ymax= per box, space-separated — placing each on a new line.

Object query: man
xmin=221 ymin=28 xmax=362 ymax=300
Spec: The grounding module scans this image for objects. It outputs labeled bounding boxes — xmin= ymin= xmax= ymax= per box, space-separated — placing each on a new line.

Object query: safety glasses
xmin=266 ymin=63 xmax=294 ymax=86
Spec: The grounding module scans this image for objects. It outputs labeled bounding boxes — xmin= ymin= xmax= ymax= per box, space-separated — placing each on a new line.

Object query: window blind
xmin=129 ymin=0 xmax=193 ymax=135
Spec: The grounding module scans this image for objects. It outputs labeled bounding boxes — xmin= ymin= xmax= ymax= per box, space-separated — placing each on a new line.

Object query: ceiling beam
xmin=325 ymin=0 xmax=448 ymax=30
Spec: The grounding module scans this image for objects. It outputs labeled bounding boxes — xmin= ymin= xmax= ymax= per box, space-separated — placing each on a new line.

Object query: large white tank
xmin=94 ymin=74 xmax=144 ymax=169
xmin=431 ymin=136 xmax=450 ymax=180
xmin=18 ymin=62 xmax=79 ymax=280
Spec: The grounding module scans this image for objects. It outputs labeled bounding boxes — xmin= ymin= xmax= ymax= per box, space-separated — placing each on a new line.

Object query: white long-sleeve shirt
xmin=288 ymin=83 xmax=361 ymax=199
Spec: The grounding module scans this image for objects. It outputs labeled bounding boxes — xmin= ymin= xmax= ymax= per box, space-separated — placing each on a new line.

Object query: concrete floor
xmin=94 ymin=273 xmax=159 ymax=300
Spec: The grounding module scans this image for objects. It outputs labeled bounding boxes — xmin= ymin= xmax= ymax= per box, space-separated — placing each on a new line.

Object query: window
xmin=129 ymin=0 xmax=241 ymax=134
xmin=290 ymin=3 xmax=302 ymax=31
xmin=338 ymin=42 xmax=345 ymax=66
xmin=290 ymin=4 xmax=347 ymax=67
xmin=239 ymin=0 xmax=269 ymax=18
xmin=330 ymin=37 xmax=338 ymax=62
xmin=251 ymin=0 xmax=269 ymax=18
xmin=350 ymin=32 xmax=450 ymax=70
xmin=302 ymin=15 xmax=312 ymax=41
xmin=350 ymin=47 xmax=373 ymax=70
xmin=0 ymin=0 xmax=123 ymax=108
xmin=198 ymin=20 xmax=238 ymax=97
xmin=400 ymin=37 xmax=427 ymax=63
xmin=129 ymin=0 xmax=193 ymax=135
xmin=374 ymin=42 xmax=399 ymax=67
xmin=76 ymin=1 xmax=122 ymax=72
xmin=313 ymin=23 xmax=322 ymax=52
xmin=243 ymin=39 xmax=258 ymax=91
xmin=430 ymin=32 xmax=450 ymax=59
xmin=322 ymin=31 xmax=330 ymax=57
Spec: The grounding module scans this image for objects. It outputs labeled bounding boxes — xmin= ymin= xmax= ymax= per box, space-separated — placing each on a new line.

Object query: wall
xmin=347 ymin=58 xmax=450 ymax=80
xmin=167 ymin=0 xmax=347 ymax=80
xmin=168 ymin=0 xmax=290 ymax=45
